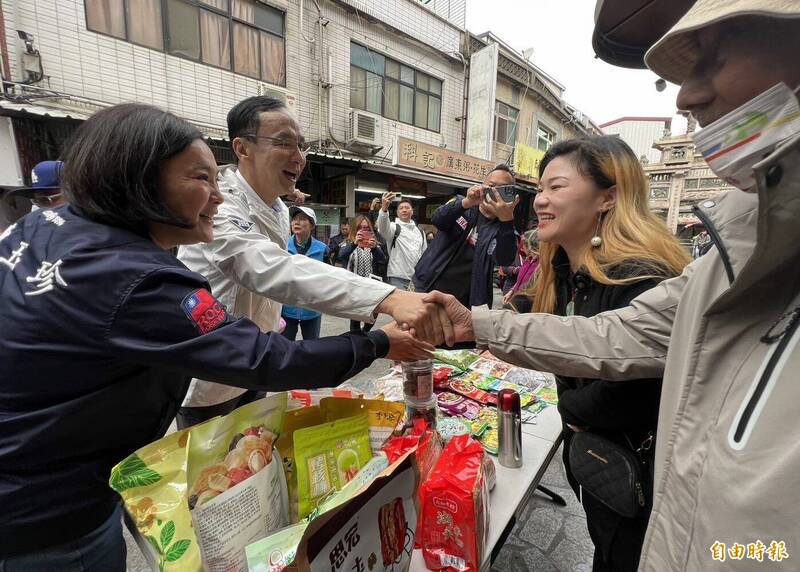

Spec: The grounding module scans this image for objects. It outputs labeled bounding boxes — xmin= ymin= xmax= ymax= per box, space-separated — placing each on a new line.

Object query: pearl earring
xmin=590 ymin=212 xmax=603 ymax=247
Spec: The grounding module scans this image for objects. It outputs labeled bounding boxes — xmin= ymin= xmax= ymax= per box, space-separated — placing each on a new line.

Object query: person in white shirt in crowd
xmin=177 ymin=96 xmax=454 ymax=428
xmin=376 ymin=192 xmax=427 ymax=290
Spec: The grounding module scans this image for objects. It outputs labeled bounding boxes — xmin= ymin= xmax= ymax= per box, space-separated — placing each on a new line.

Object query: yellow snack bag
xmin=111 ymin=393 xmax=288 ymax=572
xmin=319 ymin=397 xmax=405 ymax=454
xmin=294 ymin=414 xmax=372 ymax=520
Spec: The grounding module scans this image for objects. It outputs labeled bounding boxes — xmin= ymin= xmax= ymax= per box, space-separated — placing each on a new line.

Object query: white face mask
xmin=693 ymin=82 xmax=800 ymax=191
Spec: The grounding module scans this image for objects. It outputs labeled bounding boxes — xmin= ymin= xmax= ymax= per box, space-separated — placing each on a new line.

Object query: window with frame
xmin=536 ymin=122 xmax=556 ymax=152
xmin=84 ymin=0 xmax=285 ymax=86
xmin=349 ymin=42 xmax=442 ymax=132
xmin=494 ymin=101 xmax=519 ymax=145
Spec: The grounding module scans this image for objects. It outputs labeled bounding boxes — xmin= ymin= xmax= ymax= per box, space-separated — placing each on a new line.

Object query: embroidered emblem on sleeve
xmin=228 ymin=217 xmax=254 ymax=232
xmin=456 ymin=216 xmax=468 ymax=230
xmin=181 ymin=289 xmax=229 ymax=334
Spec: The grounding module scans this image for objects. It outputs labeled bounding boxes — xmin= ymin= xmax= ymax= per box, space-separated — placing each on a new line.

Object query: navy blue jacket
xmin=0 ymin=206 xmax=388 ymax=554
xmin=412 ymin=196 xmax=516 ymax=307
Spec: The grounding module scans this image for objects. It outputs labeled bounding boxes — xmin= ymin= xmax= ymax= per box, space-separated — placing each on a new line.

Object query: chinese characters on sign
xmin=514 ymin=143 xmax=545 ymax=182
xmin=393 ymin=137 xmax=495 ymax=183
xmin=710 ymin=540 xmax=788 ymax=563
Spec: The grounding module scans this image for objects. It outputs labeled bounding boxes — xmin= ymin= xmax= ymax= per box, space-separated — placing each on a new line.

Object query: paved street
xmin=125 ymin=291 xmax=593 ymax=571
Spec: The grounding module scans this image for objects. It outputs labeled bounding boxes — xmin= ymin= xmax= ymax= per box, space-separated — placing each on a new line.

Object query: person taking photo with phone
xmin=338 ymin=215 xmax=387 ymax=333
xmin=376 ymin=192 xmax=427 ymax=290
xmin=412 ymin=164 xmax=519 ymax=307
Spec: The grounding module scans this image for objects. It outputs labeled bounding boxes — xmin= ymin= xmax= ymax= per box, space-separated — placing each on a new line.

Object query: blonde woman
xmin=529 ymin=136 xmax=690 ymax=572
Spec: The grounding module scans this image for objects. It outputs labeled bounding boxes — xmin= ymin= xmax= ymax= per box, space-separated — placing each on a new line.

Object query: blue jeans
xmin=282 ymin=315 xmax=322 ymax=340
xmin=0 ymin=504 xmax=126 ymax=572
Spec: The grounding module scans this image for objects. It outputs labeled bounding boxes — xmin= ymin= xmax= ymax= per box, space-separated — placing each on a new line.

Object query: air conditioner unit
xmin=257 ymin=82 xmax=297 ymax=117
xmin=348 ymin=110 xmax=382 ymax=146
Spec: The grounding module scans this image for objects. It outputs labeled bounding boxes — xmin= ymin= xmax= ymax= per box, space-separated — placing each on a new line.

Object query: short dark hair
xmin=227 ymin=96 xmax=287 ymax=140
xmin=489 ymin=163 xmax=516 ymax=179
xmin=62 ymin=103 xmax=203 ymax=234
xmin=397 ymin=198 xmax=414 ymax=210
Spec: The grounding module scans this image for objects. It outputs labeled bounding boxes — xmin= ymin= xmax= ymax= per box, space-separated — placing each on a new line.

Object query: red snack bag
xmin=448 ymin=378 xmax=498 ymax=406
xmin=433 ymin=365 xmax=455 ymax=389
xmin=420 ymin=435 xmax=490 ymax=571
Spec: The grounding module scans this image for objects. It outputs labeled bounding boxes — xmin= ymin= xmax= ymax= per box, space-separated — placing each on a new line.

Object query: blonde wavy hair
xmin=529 ymin=136 xmax=690 ymax=314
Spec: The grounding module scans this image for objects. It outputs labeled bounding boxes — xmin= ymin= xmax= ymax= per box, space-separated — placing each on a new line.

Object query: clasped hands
xmin=376 ymin=289 xmax=475 ymax=362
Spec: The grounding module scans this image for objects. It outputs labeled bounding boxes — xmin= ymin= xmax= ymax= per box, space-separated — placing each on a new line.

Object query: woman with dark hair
xmin=338 ymin=215 xmax=387 ymax=333
xmin=0 ymin=103 xmax=430 ymax=570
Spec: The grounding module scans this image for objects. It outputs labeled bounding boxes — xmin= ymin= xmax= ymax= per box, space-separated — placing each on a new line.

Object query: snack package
xmin=294 ymin=452 xmax=420 ymax=572
xmin=320 ymin=397 xmax=405 ymax=454
xmin=489 ymin=380 xmax=537 ymax=407
xmin=436 ymin=391 xmax=481 ymax=419
xmin=288 ymin=388 xmax=354 ymax=409
xmin=502 ymin=368 xmax=551 ymax=390
xmin=477 ymin=427 xmax=499 ymax=455
xmin=294 ymin=414 xmax=373 ymax=519
xmin=432 ymin=349 xmax=480 ymax=371
xmin=420 ymin=436 xmax=489 ymax=572
xmin=454 ymin=370 xmax=498 ymax=392
xmin=437 ymin=417 xmax=472 ymax=442
xmin=468 ymin=357 xmax=513 ymax=380
xmin=433 ymin=364 xmax=456 ymax=387
xmin=111 ymin=394 xmax=289 ymax=572
xmin=535 ymin=386 xmax=559 ymax=405
xmin=356 ymin=371 xmax=405 ymax=402
xmin=275 ymin=406 xmax=326 ymax=523
xmin=447 ymin=377 xmax=497 ymax=405
xmin=245 ymin=454 xmax=391 ymax=572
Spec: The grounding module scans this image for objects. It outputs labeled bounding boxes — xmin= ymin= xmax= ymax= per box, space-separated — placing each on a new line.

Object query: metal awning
xmin=305 ymin=150 xmax=377 ymax=165
xmin=0 ymin=99 xmax=92 ymax=120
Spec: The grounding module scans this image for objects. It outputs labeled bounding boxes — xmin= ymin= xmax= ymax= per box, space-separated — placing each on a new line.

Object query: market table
xmin=410 ymin=405 xmax=564 ymax=571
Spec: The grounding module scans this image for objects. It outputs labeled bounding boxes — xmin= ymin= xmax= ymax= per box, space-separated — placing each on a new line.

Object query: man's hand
xmin=462 ymin=185 xmax=484 ymax=209
xmin=288 ymin=189 xmax=310 ymax=204
xmin=381 ymin=321 xmax=435 ymax=361
xmin=381 ymin=192 xmax=395 ymax=211
xmin=421 ymin=291 xmax=474 ymax=343
xmin=370 ymin=197 xmax=381 ymax=211
xmin=482 ymin=188 xmax=519 ymax=222
xmin=376 ymin=290 xmax=455 ymax=346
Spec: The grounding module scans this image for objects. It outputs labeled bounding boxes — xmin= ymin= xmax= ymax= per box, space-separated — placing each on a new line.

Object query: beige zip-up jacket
xmin=474 ymin=135 xmax=800 ymax=571
xmin=178 ymin=167 xmax=394 ymax=407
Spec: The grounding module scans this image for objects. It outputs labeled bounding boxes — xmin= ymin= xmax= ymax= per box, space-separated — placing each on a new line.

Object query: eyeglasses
xmin=30 ymin=192 xmax=64 ymax=208
xmin=242 ymin=134 xmax=311 ymax=156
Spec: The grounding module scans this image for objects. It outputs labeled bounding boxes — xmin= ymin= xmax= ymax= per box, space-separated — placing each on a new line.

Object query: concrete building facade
xmin=599 ymin=116 xmax=671 ymax=163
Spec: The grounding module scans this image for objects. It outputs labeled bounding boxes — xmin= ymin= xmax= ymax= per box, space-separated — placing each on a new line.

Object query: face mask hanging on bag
xmin=693 ymin=83 xmax=800 ymax=191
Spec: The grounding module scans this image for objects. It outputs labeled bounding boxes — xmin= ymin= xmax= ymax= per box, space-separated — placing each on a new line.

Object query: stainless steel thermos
xmin=497 ymin=389 xmax=523 ymax=468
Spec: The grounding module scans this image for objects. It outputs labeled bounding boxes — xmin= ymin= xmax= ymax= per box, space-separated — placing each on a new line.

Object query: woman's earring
xmin=590 ymin=212 xmax=603 ymax=247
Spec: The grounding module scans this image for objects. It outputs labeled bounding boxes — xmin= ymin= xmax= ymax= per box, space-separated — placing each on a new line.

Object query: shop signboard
xmin=393 ymin=136 xmax=495 ymax=183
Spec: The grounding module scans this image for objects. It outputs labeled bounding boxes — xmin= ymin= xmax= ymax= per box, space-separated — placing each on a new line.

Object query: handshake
xmin=374 ymin=289 xmax=475 ymax=362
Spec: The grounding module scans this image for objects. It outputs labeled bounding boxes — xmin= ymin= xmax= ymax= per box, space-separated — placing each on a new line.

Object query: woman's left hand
xmin=368 ymin=237 xmax=377 ymax=248
xmin=381 ymin=322 xmax=435 ymax=361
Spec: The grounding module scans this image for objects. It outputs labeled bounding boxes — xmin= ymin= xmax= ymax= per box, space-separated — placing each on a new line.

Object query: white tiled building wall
xmin=4 ymin=0 xmax=465 ymax=154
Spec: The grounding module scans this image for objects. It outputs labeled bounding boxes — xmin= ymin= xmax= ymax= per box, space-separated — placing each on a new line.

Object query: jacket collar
xmin=219 ymin=166 xmax=289 ymax=248
xmin=696 ymin=134 xmax=800 ymax=310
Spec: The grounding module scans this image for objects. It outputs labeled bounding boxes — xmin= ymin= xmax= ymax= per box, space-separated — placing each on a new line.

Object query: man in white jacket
xmin=376 ymin=192 xmax=427 ymax=290
xmin=177 ymin=96 xmax=452 ymax=427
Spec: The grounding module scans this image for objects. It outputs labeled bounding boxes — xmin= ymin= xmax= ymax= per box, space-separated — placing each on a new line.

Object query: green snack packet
xmin=478 ymin=426 xmax=499 ymax=455
xmin=432 ymin=348 xmax=481 ymax=371
xmin=294 ymin=414 xmax=373 ymax=519
xmin=535 ymin=386 xmax=559 ymax=405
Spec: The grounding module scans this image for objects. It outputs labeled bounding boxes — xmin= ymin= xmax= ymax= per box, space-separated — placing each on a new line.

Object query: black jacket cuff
xmin=367 ymin=330 xmax=390 ymax=358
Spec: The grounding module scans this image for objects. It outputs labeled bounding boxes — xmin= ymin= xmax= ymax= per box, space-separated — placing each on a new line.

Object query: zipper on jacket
xmin=730 ymin=309 xmax=800 ymax=446
xmin=692 ymin=205 xmax=735 ymax=285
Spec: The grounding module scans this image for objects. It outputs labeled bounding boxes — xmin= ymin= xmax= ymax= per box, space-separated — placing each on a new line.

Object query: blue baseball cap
xmin=4 ymin=161 xmax=64 ymax=199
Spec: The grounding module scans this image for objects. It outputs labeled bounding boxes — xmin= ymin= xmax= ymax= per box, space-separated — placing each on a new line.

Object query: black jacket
xmin=0 ymin=206 xmax=388 ymax=554
xmin=552 ymin=247 xmax=670 ymax=564
xmin=337 ymin=240 xmax=387 ymax=277
xmin=412 ymin=196 xmax=516 ymax=307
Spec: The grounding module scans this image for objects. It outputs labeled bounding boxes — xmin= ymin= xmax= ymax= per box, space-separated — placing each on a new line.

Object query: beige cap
xmin=645 ymin=0 xmax=800 ymax=85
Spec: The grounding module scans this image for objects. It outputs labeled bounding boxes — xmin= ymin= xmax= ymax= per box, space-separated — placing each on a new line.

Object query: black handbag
xmin=568 ymin=431 xmax=653 ymax=518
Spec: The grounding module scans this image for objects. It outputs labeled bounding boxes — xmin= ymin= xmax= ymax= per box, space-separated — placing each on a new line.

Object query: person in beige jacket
xmin=428 ymin=1 xmax=800 ymax=570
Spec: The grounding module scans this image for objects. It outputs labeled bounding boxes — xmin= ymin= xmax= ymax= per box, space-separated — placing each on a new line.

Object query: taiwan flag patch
xmin=456 ymin=216 xmax=468 ymax=230
xmin=181 ymin=289 xmax=228 ymax=334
